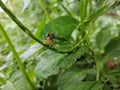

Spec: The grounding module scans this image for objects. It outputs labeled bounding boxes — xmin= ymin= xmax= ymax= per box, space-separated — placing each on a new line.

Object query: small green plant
xmin=0 ymin=0 xmax=120 ymax=90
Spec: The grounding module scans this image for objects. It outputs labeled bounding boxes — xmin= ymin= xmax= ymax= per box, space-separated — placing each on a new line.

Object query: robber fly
xmin=44 ymin=32 xmax=67 ymax=47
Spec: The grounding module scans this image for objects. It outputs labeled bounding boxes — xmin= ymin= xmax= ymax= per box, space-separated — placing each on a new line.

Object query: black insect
xmin=44 ymin=32 xmax=67 ymax=47
xmin=47 ymin=32 xmax=67 ymax=41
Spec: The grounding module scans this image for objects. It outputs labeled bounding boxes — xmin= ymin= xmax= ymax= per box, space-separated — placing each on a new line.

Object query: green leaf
xmin=9 ymin=71 xmax=31 ymax=90
xmin=95 ymin=25 xmax=112 ymax=52
xmin=55 ymin=43 xmax=75 ymax=52
xmin=0 ymin=76 xmax=6 ymax=85
xmin=61 ymin=81 xmax=100 ymax=90
xmin=41 ymin=16 xmax=79 ymax=51
xmin=70 ymin=2 xmax=80 ymax=16
xmin=103 ymin=84 xmax=112 ymax=90
xmin=104 ymin=37 xmax=120 ymax=60
xmin=40 ymin=16 xmax=79 ymax=40
xmin=57 ymin=68 xmax=97 ymax=90
xmin=20 ymin=43 xmax=42 ymax=62
xmin=106 ymin=75 xmax=118 ymax=84
xmin=35 ymin=50 xmax=65 ymax=80
xmin=59 ymin=47 xmax=88 ymax=68
xmin=57 ymin=68 xmax=87 ymax=89
xmin=105 ymin=70 xmax=120 ymax=84
xmin=35 ymin=47 xmax=88 ymax=80
xmin=2 ymin=81 xmax=16 ymax=90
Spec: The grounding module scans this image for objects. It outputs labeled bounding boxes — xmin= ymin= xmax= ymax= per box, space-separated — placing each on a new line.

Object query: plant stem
xmin=94 ymin=56 xmax=100 ymax=81
xmin=38 ymin=0 xmax=62 ymax=35
xmin=0 ymin=24 xmax=35 ymax=89
xmin=96 ymin=64 xmax=99 ymax=81
xmin=0 ymin=0 xmax=60 ymax=53
xmin=39 ymin=0 xmax=52 ymax=21
xmin=0 ymin=0 xmax=117 ymax=54
xmin=61 ymin=3 xmax=73 ymax=17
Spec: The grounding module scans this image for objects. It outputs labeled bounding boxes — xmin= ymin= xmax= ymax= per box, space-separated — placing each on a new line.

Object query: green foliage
xmin=2 ymin=81 xmax=16 ymax=90
xmin=35 ymin=50 xmax=65 ymax=80
xmin=8 ymin=71 xmax=31 ymax=90
xmin=104 ymin=37 xmax=120 ymax=60
xmin=40 ymin=16 xmax=79 ymax=41
xmin=95 ymin=24 xmax=112 ymax=52
xmin=35 ymin=47 xmax=88 ymax=81
xmin=60 ymin=81 xmax=100 ymax=90
xmin=0 ymin=76 xmax=6 ymax=85
xmin=0 ymin=0 xmax=120 ymax=90
xmin=57 ymin=68 xmax=97 ymax=90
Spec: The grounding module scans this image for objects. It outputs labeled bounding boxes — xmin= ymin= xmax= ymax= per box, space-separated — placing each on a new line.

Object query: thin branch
xmin=0 ymin=0 xmax=66 ymax=53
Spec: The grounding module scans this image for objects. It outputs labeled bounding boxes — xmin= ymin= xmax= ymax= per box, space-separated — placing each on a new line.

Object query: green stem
xmin=1 ymin=0 xmax=117 ymax=54
xmin=96 ymin=64 xmax=99 ymax=81
xmin=38 ymin=0 xmax=62 ymax=35
xmin=0 ymin=0 xmax=59 ymax=53
xmin=0 ymin=0 xmax=71 ymax=54
xmin=39 ymin=0 xmax=52 ymax=21
xmin=88 ymin=0 xmax=92 ymax=15
xmin=61 ymin=3 xmax=73 ymax=17
xmin=80 ymin=0 xmax=88 ymax=22
xmin=95 ymin=56 xmax=100 ymax=81
xmin=57 ymin=0 xmax=73 ymax=17
xmin=103 ymin=0 xmax=108 ymax=6
xmin=0 ymin=24 xmax=35 ymax=89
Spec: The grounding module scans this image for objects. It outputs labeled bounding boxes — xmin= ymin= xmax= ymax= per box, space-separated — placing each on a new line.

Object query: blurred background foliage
xmin=0 ymin=0 xmax=120 ymax=90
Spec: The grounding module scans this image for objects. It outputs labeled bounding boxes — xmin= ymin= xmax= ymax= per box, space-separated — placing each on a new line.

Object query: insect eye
xmin=47 ymin=34 xmax=50 ymax=36
xmin=47 ymin=32 xmax=54 ymax=39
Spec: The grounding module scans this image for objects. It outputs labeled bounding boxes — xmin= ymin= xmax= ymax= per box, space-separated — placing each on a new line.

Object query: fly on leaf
xmin=43 ymin=32 xmax=67 ymax=47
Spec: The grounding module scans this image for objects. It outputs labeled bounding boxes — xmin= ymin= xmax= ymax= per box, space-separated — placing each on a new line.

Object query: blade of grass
xmin=0 ymin=24 xmax=35 ymax=89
